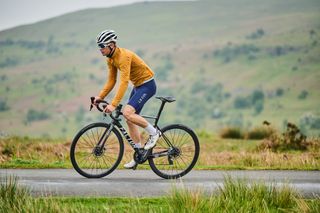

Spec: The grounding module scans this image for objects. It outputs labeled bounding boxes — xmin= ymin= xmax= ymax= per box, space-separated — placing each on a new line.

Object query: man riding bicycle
xmin=93 ymin=30 xmax=160 ymax=169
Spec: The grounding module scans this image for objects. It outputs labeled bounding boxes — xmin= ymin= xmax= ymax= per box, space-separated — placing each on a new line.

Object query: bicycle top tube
xmin=89 ymin=96 xmax=176 ymax=125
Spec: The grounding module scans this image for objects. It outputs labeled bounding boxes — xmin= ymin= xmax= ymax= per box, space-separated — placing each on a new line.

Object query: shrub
xmin=213 ymin=44 xmax=260 ymax=63
xmin=253 ymin=99 xmax=264 ymax=115
xmin=0 ymin=57 xmax=18 ymax=68
xmin=234 ymin=96 xmax=251 ymax=109
xmin=191 ymin=80 xmax=207 ymax=93
xmin=268 ymin=45 xmax=298 ymax=57
xmin=251 ymin=89 xmax=264 ymax=104
xmin=309 ymin=29 xmax=316 ymax=37
xmin=233 ymin=89 xmax=264 ymax=112
xmin=17 ymin=40 xmax=46 ymax=50
xmin=205 ymin=83 xmax=224 ymax=103
xmin=310 ymin=117 xmax=320 ymax=129
xmin=246 ymin=126 xmax=276 ymax=140
xmin=257 ymin=122 xmax=316 ymax=151
xmin=276 ymin=88 xmax=284 ymax=97
xmin=298 ymin=90 xmax=308 ymax=99
xmin=246 ymin=28 xmax=265 ymax=39
xmin=0 ymin=75 xmax=7 ymax=81
xmin=220 ymin=127 xmax=244 ymax=139
xmin=26 ymin=109 xmax=50 ymax=122
xmin=88 ymin=73 xmax=95 ymax=81
xmin=1 ymin=143 xmax=16 ymax=157
xmin=0 ymin=100 xmax=10 ymax=111
xmin=31 ymin=78 xmax=40 ymax=84
xmin=299 ymin=112 xmax=320 ymax=130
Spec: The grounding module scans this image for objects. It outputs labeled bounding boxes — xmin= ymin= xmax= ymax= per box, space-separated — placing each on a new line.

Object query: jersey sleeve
xmin=99 ymin=60 xmax=117 ymax=99
xmin=111 ymin=55 xmax=131 ymax=106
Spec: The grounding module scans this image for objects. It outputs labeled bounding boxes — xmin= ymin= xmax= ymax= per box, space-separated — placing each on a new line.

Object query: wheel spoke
xmin=79 ymin=136 xmax=93 ymax=149
xmin=149 ymin=125 xmax=199 ymax=179
xmin=83 ymin=132 xmax=96 ymax=147
xmin=71 ymin=123 xmax=123 ymax=178
xmin=177 ymin=132 xmax=189 ymax=148
xmin=77 ymin=152 xmax=93 ymax=167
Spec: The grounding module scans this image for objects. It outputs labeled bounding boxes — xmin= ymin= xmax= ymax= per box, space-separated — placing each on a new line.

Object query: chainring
xmin=133 ymin=148 xmax=152 ymax=164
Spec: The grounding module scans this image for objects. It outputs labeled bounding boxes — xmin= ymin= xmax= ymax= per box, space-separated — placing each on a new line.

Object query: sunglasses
xmin=98 ymin=43 xmax=109 ymax=49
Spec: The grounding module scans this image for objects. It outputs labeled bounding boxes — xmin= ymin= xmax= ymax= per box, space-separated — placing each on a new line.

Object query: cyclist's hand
xmin=93 ymin=96 xmax=102 ymax=106
xmin=103 ymin=104 xmax=115 ymax=113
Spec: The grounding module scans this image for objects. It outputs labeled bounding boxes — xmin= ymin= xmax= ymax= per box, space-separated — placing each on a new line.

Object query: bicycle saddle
xmin=156 ymin=96 xmax=176 ymax=103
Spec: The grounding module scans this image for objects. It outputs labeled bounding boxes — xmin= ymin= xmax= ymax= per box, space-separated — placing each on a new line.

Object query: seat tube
xmin=155 ymin=101 xmax=166 ymax=126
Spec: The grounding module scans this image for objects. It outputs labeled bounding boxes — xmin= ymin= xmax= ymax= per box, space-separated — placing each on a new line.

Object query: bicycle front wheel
xmin=70 ymin=122 xmax=124 ymax=178
xmin=148 ymin=124 xmax=200 ymax=179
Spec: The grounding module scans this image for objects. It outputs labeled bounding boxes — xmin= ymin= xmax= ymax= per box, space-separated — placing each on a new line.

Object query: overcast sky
xmin=0 ymin=0 xmax=190 ymax=31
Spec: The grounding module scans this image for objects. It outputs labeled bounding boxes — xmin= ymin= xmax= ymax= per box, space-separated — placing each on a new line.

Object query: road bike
xmin=70 ymin=96 xmax=200 ymax=179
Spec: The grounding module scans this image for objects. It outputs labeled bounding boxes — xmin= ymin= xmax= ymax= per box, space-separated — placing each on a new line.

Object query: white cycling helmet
xmin=96 ymin=29 xmax=117 ymax=47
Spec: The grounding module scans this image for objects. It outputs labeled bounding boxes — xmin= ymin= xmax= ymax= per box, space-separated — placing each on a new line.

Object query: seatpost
xmin=154 ymin=101 xmax=166 ymax=126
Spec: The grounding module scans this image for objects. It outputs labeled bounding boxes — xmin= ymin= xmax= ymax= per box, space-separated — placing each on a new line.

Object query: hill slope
xmin=0 ymin=0 xmax=319 ymax=138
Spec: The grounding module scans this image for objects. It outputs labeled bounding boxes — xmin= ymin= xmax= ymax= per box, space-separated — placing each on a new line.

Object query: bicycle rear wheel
xmin=70 ymin=122 xmax=124 ymax=178
xmin=148 ymin=124 xmax=200 ymax=179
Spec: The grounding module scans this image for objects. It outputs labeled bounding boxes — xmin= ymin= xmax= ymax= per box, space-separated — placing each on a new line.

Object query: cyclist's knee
xmin=126 ymin=119 xmax=134 ymax=126
xmin=123 ymin=105 xmax=135 ymax=121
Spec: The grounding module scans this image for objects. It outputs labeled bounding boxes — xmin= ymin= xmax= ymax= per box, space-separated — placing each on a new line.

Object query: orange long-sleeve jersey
xmin=99 ymin=47 xmax=154 ymax=106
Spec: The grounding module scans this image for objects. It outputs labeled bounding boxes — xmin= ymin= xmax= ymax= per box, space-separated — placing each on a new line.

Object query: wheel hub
xmin=93 ymin=146 xmax=105 ymax=157
xmin=169 ymin=147 xmax=181 ymax=157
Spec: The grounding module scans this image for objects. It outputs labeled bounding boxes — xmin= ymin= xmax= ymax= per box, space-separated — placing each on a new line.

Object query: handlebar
xmin=90 ymin=97 xmax=108 ymax=112
xmin=90 ymin=97 xmax=123 ymax=121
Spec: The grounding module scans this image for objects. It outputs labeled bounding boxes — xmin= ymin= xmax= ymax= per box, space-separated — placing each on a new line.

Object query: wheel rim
xmin=151 ymin=127 xmax=197 ymax=177
xmin=73 ymin=125 xmax=121 ymax=176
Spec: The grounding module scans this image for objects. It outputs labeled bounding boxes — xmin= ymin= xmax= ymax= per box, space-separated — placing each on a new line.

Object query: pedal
xmin=132 ymin=164 xmax=138 ymax=170
xmin=168 ymin=156 xmax=174 ymax=165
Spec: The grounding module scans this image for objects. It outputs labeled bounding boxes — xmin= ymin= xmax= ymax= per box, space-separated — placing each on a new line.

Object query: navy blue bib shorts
xmin=127 ymin=79 xmax=156 ymax=114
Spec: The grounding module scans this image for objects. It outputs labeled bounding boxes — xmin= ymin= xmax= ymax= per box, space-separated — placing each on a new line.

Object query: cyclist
xmin=93 ymin=30 xmax=160 ymax=169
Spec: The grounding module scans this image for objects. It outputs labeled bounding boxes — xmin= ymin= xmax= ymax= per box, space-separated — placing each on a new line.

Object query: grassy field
xmin=1 ymin=175 xmax=319 ymax=212
xmin=0 ymin=0 xmax=319 ymax=138
xmin=0 ymin=133 xmax=319 ymax=170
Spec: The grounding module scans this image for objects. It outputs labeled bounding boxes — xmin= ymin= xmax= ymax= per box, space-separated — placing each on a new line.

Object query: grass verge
xmin=1 ymin=175 xmax=320 ymax=212
xmin=0 ymin=135 xmax=319 ymax=170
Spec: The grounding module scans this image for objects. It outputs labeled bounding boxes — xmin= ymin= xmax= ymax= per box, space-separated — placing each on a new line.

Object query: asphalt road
xmin=0 ymin=169 xmax=319 ymax=198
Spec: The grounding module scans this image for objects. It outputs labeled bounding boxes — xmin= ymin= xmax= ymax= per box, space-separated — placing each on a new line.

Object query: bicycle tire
xmin=148 ymin=124 xmax=200 ymax=179
xmin=70 ymin=122 xmax=124 ymax=178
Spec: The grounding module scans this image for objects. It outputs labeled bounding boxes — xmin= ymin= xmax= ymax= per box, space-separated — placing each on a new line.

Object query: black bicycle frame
xmin=97 ymin=99 xmax=174 ymax=152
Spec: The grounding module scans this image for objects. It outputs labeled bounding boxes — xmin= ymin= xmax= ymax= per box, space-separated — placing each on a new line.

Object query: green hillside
xmin=0 ymin=0 xmax=319 ymax=138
